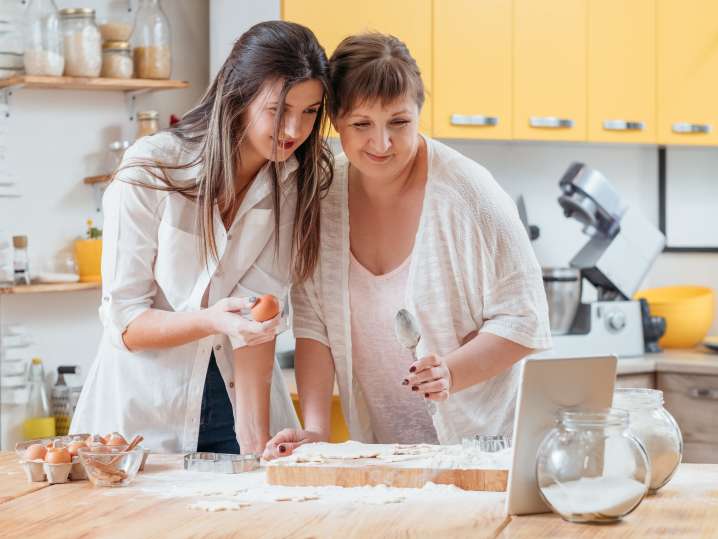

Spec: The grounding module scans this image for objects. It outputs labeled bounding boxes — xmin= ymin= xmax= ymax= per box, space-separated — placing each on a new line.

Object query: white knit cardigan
xmin=292 ymin=136 xmax=552 ymax=444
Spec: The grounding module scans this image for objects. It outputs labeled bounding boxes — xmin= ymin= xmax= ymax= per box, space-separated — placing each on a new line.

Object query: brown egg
xmin=67 ymin=441 xmax=87 ymax=457
xmin=24 ymin=443 xmax=47 ymax=461
xmin=107 ymin=433 xmax=127 ymax=446
xmin=251 ymin=294 xmax=279 ymax=322
xmin=45 ymin=447 xmax=71 ymax=464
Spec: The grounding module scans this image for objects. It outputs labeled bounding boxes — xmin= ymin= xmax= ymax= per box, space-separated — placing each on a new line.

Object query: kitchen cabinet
xmin=616 ymin=372 xmax=656 ymax=390
xmin=513 ymin=0 xmax=586 ymax=141
xmin=432 ymin=0 xmax=512 ymax=140
xmin=281 ymin=0 xmax=433 ymax=134
xmin=587 ymin=0 xmax=656 ymax=143
xmin=657 ymin=0 xmax=718 ymax=145
xmin=660 ymin=372 xmax=718 ymax=464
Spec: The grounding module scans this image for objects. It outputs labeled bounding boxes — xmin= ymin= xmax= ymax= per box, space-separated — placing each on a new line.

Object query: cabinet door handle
xmin=450 ymin=114 xmax=498 ymax=126
xmin=672 ymin=122 xmax=711 ymax=134
xmin=602 ymin=120 xmax=645 ymax=131
xmin=529 ymin=116 xmax=574 ymax=129
xmin=688 ymin=388 xmax=718 ymax=400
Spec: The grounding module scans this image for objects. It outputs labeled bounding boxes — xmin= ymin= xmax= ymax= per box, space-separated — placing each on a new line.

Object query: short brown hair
xmin=328 ymin=33 xmax=425 ymax=118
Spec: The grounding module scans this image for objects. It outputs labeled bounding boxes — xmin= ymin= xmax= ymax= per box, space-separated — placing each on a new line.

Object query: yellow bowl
xmin=635 ymin=286 xmax=715 ymax=348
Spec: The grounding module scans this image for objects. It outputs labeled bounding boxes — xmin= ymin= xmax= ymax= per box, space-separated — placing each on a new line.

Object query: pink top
xmin=349 ymin=251 xmax=438 ymax=444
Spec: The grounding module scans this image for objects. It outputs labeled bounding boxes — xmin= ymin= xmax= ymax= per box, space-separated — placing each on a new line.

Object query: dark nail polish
xmin=278 ymin=444 xmax=286 ymax=453
xmin=412 ymin=385 xmax=418 ymax=391
xmin=424 ymin=393 xmax=430 ymax=398
xmin=409 ymin=366 xmax=416 ymax=373
xmin=402 ymin=379 xmax=409 ymax=385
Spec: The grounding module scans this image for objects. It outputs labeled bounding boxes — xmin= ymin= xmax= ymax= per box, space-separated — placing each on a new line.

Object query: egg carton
xmin=17 ymin=434 xmax=92 ymax=483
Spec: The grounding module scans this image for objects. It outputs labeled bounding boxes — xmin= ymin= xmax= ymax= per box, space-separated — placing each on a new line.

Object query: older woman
xmin=265 ymin=33 xmax=551 ymax=458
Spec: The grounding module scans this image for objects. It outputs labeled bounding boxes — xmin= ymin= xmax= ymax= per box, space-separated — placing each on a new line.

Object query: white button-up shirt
xmin=71 ymin=132 xmax=300 ymax=452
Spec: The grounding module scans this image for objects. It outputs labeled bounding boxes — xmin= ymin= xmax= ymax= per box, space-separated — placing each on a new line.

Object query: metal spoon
xmin=394 ymin=309 xmax=437 ymax=416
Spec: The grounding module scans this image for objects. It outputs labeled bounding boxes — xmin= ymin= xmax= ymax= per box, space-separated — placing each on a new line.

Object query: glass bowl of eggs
xmin=78 ymin=445 xmax=144 ymax=487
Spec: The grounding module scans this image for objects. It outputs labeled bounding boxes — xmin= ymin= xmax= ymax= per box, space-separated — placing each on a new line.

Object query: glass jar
xmin=136 ymin=111 xmax=159 ymax=139
xmin=12 ymin=235 xmax=30 ymax=285
xmin=536 ymin=408 xmax=650 ymax=523
xmin=98 ymin=0 xmax=134 ymax=42
xmin=59 ymin=8 xmax=102 ymax=77
xmin=132 ymin=0 xmax=171 ymax=79
xmin=23 ymin=0 xmax=64 ymax=76
xmin=101 ymin=41 xmax=133 ymax=79
xmin=613 ymin=388 xmax=683 ymax=493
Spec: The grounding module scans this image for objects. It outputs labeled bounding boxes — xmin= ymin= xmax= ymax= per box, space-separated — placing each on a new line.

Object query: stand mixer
xmin=542 ymin=163 xmax=666 ymax=358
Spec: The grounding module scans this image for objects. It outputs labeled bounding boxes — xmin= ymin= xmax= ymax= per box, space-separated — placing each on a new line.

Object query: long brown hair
xmin=117 ymin=21 xmax=333 ymax=282
xmin=328 ymin=33 xmax=425 ymax=119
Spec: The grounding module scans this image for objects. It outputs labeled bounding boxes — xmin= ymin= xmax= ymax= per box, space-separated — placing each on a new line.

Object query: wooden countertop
xmin=0 ymin=452 xmax=716 ymax=538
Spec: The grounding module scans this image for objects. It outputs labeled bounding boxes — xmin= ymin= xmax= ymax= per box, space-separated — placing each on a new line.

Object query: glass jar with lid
xmin=132 ymin=0 xmax=171 ymax=79
xmin=101 ymin=41 xmax=133 ymax=79
xmin=23 ymin=0 xmax=65 ymax=76
xmin=98 ymin=0 xmax=134 ymax=42
xmin=536 ymin=408 xmax=650 ymax=523
xmin=59 ymin=8 xmax=102 ymax=77
xmin=136 ymin=111 xmax=159 ymax=139
xmin=613 ymin=388 xmax=683 ymax=493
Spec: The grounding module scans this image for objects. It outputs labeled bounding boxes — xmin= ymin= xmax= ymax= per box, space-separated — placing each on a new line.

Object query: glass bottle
xmin=613 ymin=388 xmax=683 ymax=493
xmin=23 ymin=0 xmax=65 ymax=76
xmin=12 ymin=235 xmax=30 ymax=285
xmin=132 ymin=0 xmax=171 ymax=79
xmin=23 ymin=358 xmax=56 ymax=440
xmin=536 ymin=408 xmax=650 ymax=523
xmin=59 ymin=8 xmax=102 ymax=77
xmin=136 ymin=110 xmax=159 ymax=139
xmin=98 ymin=0 xmax=134 ymax=42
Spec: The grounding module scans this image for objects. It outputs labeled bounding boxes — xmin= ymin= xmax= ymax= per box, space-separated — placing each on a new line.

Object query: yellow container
xmin=22 ymin=416 xmax=56 ymax=440
xmin=635 ymin=286 xmax=715 ymax=348
xmin=73 ymin=239 xmax=102 ymax=283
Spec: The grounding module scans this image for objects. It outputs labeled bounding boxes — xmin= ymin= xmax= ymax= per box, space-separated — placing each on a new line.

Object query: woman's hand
xmin=262 ymin=428 xmax=325 ymax=461
xmin=403 ymin=354 xmax=453 ymax=402
xmin=205 ymin=297 xmax=280 ymax=346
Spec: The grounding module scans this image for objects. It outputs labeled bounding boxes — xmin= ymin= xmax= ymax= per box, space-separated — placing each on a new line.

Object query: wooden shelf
xmin=0 ymin=75 xmax=189 ymax=92
xmin=0 ymin=282 xmax=100 ymax=295
xmin=84 ymin=174 xmax=111 ymax=185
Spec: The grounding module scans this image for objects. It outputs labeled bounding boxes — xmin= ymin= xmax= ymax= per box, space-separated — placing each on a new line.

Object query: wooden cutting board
xmin=266 ymin=459 xmax=508 ymax=491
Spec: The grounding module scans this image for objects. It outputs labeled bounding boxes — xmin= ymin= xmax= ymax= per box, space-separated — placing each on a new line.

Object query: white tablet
xmin=505 ymin=355 xmax=617 ymax=516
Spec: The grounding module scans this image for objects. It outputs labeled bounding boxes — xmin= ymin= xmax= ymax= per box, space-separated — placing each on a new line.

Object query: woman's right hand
xmin=205 ymin=297 xmax=280 ymax=345
xmin=262 ymin=428 xmax=325 ymax=460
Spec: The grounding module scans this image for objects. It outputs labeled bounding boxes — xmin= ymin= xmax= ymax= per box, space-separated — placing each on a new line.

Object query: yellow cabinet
xmin=657 ymin=0 xmax=718 ymax=145
xmin=282 ymin=0 xmax=433 ymax=134
xmin=587 ymin=0 xmax=655 ymax=143
xmin=513 ymin=0 xmax=587 ymax=141
xmin=433 ymin=0 xmax=512 ymax=139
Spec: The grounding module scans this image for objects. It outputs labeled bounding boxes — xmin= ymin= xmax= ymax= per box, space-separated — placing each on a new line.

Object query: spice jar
xmin=132 ymin=0 xmax=171 ymax=79
xmin=59 ymin=8 xmax=102 ymax=77
xmin=536 ymin=408 xmax=649 ymax=523
xmin=613 ymin=388 xmax=683 ymax=493
xmin=23 ymin=0 xmax=65 ymax=76
xmin=136 ymin=111 xmax=159 ymax=139
xmin=101 ymin=41 xmax=133 ymax=79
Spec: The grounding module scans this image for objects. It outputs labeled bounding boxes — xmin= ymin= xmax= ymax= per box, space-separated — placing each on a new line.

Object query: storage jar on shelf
xmin=132 ymin=0 xmax=171 ymax=79
xmin=101 ymin=40 xmax=133 ymax=79
xmin=23 ymin=0 xmax=64 ymax=76
xmin=59 ymin=8 xmax=102 ymax=78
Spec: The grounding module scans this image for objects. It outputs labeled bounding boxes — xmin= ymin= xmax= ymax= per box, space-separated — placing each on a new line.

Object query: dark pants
xmin=197 ymin=352 xmax=241 ymax=454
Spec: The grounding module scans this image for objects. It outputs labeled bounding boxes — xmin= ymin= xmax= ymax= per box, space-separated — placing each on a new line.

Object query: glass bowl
xmin=78 ymin=446 xmax=143 ymax=487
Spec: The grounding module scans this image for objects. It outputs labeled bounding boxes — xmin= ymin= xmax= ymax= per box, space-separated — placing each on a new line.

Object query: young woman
xmin=264 ymin=33 xmax=551 ymax=457
xmin=71 ymin=21 xmax=333 ymax=455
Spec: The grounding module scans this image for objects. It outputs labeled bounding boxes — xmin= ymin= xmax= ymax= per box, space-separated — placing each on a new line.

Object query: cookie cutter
xmin=183 ymin=452 xmax=261 ymax=474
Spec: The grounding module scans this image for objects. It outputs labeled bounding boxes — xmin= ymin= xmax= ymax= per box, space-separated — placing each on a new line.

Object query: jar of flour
xmin=536 ymin=408 xmax=650 ymax=523
xmin=613 ymin=388 xmax=683 ymax=493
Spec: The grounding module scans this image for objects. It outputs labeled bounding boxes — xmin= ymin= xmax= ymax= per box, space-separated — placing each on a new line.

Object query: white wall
xmin=0 ymin=0 xmax=209 ymax=448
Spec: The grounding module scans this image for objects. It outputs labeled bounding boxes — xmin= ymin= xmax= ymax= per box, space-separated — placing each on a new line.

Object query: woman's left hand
xmin=403 ymin=354 xmax=453 ymax=402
